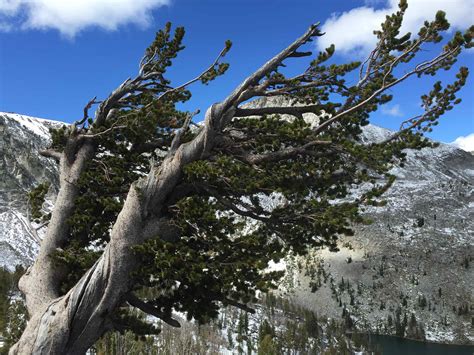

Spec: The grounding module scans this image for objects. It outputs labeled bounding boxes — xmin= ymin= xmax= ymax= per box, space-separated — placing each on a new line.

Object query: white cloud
xmin=381 ymin=104 xmax=403 ymax=117
xmin=0 ymin=0 xmax=169 ymax=37
xmin=317 ymin=0 xmax=474 ymax=56
xmin=451 ymin=133 xmax=474 ymax=152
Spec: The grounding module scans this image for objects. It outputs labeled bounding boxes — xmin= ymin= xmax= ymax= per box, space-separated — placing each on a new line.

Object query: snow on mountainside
xmin=0 ymin=112 xmax=63 ymax=270
xmin=243 ymin=96 xmax=474 ymax=344
xmin=3 ymin=113 xmax=59 ymax=140
xmin=282 ymin=132 xmax=474 ymax=344
xmin=0 ymin=110 xmax=472 ymax=344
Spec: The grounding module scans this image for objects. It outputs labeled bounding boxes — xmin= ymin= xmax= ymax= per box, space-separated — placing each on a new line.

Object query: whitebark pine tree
xmin=9 ymin=2 xmax=473 ymax=353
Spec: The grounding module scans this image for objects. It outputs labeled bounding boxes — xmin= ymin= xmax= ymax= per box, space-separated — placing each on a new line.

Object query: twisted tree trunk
xmin=11 ymin=113 xmax=218 ymax=354
xmin=9 ymin=24 xmax=324 ymax=354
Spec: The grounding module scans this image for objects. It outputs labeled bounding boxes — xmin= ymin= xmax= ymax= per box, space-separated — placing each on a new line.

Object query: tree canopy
xmin=11 ymin=2 xmax=473 ymax=353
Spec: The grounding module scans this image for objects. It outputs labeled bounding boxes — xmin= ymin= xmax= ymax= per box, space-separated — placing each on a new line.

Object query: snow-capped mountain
xmin=0 ymin=112 xmax=62 ymax=270
xmin=0 ymin=110 xmax=472 ymax=344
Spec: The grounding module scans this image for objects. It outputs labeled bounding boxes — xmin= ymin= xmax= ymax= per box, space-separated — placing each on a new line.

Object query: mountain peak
xmin=0 ymin=112 xmax=65 ymax=140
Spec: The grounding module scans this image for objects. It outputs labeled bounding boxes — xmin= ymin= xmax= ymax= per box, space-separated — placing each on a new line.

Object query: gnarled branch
xmin=39 ymin=149 xmax=62 ymax=161
xmin=222 ymin=298 xmax=256 ymax=314
xmin=235 ymin=104 xmax=325 ymax=118
xmin=127 ymin=293 xmax=181 ymax=328
xmin=218 ymin=23 xmax=323 ymax=120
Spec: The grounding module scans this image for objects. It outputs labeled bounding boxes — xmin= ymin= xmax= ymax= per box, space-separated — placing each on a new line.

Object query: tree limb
xmin=239 ymin=139 xmax=332 ymax=165
xmin=75 ymin=96 xmax=99 ymax=128
xmin=222 ymin=298 xmax=256 ymax=314
xmin=147 ymin=43 xmax=231 ymax=107
xmin=39 ymin=149 xmax=62 ymax=161
xmin=82 ymin=125 xmax=128 ymax=138
xmin=169 ymin=110 xmax=200 ymax=152
xmin=126 ymin=293 xmax=181 ymax=328
xmin=288 ymin=51 xmax=313 ymax=58
xmin=312 ymin=45 xmax=460 ymax=136
xmin=218 ymin=23 xmax=323 ymax=118
xmin=234 ymin=104 xmax=325 ymax=118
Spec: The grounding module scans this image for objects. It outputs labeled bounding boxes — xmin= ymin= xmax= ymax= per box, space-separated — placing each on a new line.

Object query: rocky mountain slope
xmin=0 ymin=112 xmax=61 ymax=270
xmin=282 ymin=126 xmax=474 ymax=344
xmin=241 ymin=97 xmax=473 ymax=344
xmin=0 ymin=111 xmax=472 ymax=345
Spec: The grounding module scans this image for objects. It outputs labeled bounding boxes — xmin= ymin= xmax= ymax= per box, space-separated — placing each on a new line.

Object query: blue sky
xmin=0 ymin=0 xmax=473 ymax=147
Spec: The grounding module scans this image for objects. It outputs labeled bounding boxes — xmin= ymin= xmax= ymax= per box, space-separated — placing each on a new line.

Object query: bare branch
xmin=34 ymin=220 xmax=49 ymax=231
xmin=139 ymin=48 xmax=158 ymax=76
xmin=288 ymin=51 xmax=313 ymax=58
xmin=222 ymin=298 xmax=256 ymax=314
xmin=127 ymin=293 xmax=181 ymax=328
xmin=150 ymin=43 xmax=231 ymax=105
xmin=312 ymin=45 xmax=460 ymax=136
xmin=380 ymin=105 xmax=441 ymax=145
xmin=239 ymin=139 xmax=332 ymax=165
xmin=39 ymin=149 xmax=62 ymax=161
xmin=235 ymin=104 xmax=325 ymax=118
xmin=74 ymin=96 xmax=99 ymax=128
xmin=81 ymin=125 xmax=128 ymax=138
xmin=219 ymin=23 xmax=323 ymax=114
xmin=93 ymin=78 xmax=136 ymax=127
xmin=359 ymin=44 xmax=380 ymax=83
xmin=169 ymin=109 xmax=200 ymax=152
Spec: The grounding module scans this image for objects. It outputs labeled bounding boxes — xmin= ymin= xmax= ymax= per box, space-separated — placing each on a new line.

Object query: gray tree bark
xmin=10 ymin=110 xmax=219 ymax=354
xmin=10 ymin=22 xmax=397 ymax=354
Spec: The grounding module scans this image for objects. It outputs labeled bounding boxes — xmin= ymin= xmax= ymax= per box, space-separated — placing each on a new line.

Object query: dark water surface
xmin=366 ymin=334 xmax=474 ymax=355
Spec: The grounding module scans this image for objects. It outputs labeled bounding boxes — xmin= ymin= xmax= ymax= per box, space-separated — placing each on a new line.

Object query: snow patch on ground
xmin=267 ymin=259 xmax=286 ymax=272
xmin=425 ymin=327 xmax=455 ymax=343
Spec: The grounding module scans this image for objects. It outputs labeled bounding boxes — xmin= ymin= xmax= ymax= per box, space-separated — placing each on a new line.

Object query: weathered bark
xmin=10 ymin=24 xmax=323 ymax=354
xmin=10 ymin=109 xmax=218 ymax=354
xmin=19 ymin=140 xmax=95 ymax=313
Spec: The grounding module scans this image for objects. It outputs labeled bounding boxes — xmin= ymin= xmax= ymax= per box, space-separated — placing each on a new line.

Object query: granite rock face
xmin=0 ymin=112 xmax=62 ymax=270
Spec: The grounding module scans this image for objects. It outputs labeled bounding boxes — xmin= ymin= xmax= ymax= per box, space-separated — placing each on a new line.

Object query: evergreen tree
xmin=258 ymin=335 xmax=278 ymax=355
xmin=258 ymin=319 xmax=275 ymax=342
xmin=236 ymin=311 xmax=247 ymax=355
xmin=0 ymin=267 xmax=26 ymax=354
xmin=303 ymin=309 xmax=319 ymax=338
xmin=11 ymin=3 xmax=474 ymax=353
